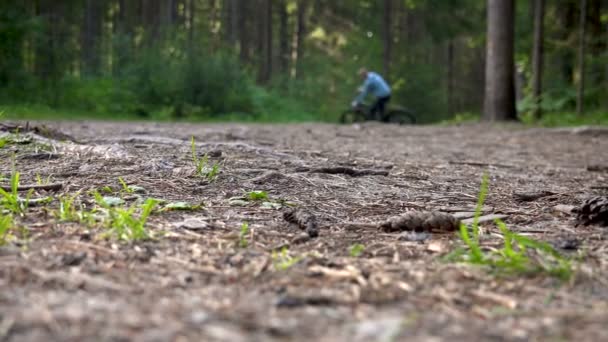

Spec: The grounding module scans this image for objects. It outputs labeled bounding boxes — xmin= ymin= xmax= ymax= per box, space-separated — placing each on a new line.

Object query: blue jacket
xmin=354 ymin=72 xmax=391 ymax=104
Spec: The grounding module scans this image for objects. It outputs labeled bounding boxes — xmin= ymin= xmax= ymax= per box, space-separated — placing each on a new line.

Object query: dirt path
xmin=1 ymin=121 xmax=608 ymax=341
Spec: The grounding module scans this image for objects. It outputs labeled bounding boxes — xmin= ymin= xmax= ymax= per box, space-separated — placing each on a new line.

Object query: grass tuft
xmin=238 ymin=222 xmax=250 ymax=248
xmin=272 ymin=247 xmax=302 ymax=271
xmin=0 ymin=172 xmax=31 ymax=215
xmin=191 ymin=136 xmax=221 ymax=181
xmin=0 ymin=213 xmax=14 ymax=245
xmin=448 ymin=172 xmax=573 ymax=280
xmin=349 ymin=243 xmax=365 ymax=257
xmin=94 ymin=192 xmax=159 ymax=241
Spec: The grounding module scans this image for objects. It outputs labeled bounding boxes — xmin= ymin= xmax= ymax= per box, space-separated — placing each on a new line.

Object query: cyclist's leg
xmin=377 ymin=95 xmax=391 ymax=121
xmin=378 ymin=95 xmax=390 ymax=121
xmin=369 ymin=98 xmax=382 ymax=121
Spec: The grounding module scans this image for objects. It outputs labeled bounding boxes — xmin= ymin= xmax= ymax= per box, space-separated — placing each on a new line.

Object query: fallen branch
xmin=513 ymin=190 xmax=555 ymax=202
xmin=0 ymin=182 xmax=63 ymax=192
xmin=587 ymin=164 xmax=608 ymax=172
xmin=297 ymin=166 xmax=389 ymax=177
xmin=448 ymin=160 xmax=517 ymax=169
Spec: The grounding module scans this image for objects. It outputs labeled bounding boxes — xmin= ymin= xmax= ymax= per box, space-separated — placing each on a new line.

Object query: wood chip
xmin=553 ymin=205 xmax=575 ymax=215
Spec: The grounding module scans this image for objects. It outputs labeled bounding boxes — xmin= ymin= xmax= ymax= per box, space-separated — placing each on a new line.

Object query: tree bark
xmin=257 ymin=0 xmax=273 ymax=83
xmin=294 ymin=0 xmax=308 ymax=79
xmin=230 ymin=0 xmax=239 ymax=48
xmin=383 ymin=0 xmax=392 ymax=81
xmin=188 ymin=0 xmax=195 ymax=49
xmin=266 ymin=0 xmax=273 ymax=81
xmin=483 ymin=0 xmax=517 ymax=121
xmin=238 ymin=1 xmax=250 ymax=63
xmin=278 ymin=0 xmax=289 ymax=75
xmin=606 ymin=2 xmax=608 ymax=110
xmin=558 ymin=2 xmax=576 ymax=85
xmin=531 ymin=0 xmax=545 ymax=119
xmin=576 ymin=0 xmax=587 ymax=116
xmin=447 ymin=39 xmax=454 ymax=117
xmin=81 ymin=0 xmax=103 ymax=76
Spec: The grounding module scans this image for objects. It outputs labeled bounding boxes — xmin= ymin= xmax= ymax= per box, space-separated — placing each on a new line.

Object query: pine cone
xmin=283 ymin=208 xmax=319 ymax=238
xmin=575 ymin=196 xmax=608 ymax=226
xmin=379 ymin=211 xmax=460 ymax=233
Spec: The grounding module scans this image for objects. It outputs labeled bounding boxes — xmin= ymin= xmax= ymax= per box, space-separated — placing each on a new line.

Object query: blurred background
xmin=0 ymin=0 xmax=606 ymax=124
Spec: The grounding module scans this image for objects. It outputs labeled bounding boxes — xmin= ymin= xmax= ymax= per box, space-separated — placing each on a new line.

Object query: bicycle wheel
xmin=340 ymin=109 xmax=367 ymax=124
xmin=385 ymin=108 xmax=416 ymax=125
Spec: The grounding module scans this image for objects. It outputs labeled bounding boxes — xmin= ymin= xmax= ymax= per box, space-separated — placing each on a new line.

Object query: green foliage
xmin=56 ymin=193 xmax=78 ymax=222
xmin=118 ymin=177 xmax=133 ymax=194
xmin=238 ymin=222 xmax=250 ymax=248
xmin=36 ymin=173 xmax=51 ymax=185
xmin=190 ymin=136 xmax=221 ymax=181
xmin=521 ymin=110 xmax=608 ymax=127
xmin=349 ymin=243 xmax=365 ymax=257
xmin=0 ymin=213 xmax=14 ymax=245
xmin=54 ymin=193 xmax=95 ymax=225
xmin=448 ymin=174 xmax=573 ymax=280
xmin=160 ymin=201 xmax=202 ymax=211
xmin=122 ymin=48 xmax=254 ymax=118
xmin=440 ymin=112 xmax=480 ymax=125
xmin=0 ymin=172 xmax=31 ymax=215
xmin=272 ymin=247 xmax=303 ymax=271
xmin=245 ymin=191 xmax=269 ymax=201
xmin=94 ymin=192 xmax=159 ymax=241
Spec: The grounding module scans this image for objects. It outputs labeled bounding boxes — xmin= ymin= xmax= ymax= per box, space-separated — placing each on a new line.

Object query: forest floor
xmin=1 ymin=121 xmax=608 ymax=341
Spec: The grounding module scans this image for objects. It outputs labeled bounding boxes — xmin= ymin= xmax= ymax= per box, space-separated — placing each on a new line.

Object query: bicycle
xmin=339 ymin=103 xmax=416 ymax=124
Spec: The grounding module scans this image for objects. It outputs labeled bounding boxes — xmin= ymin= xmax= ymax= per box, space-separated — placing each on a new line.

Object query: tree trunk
xmin=230 ymin=0 xmax=239 ymax=48
xmin=383 ymin=0 xmax=392 ymax=80
xmin=531 ymin=0 xmax=545 ymax=119
xmin=587 ymin=0 xmax=603 ymax=87
xmin=266 ymin=0 xmax=273 ymax=81
xmin=558 ymin=2 xmax=576 ymax=85
xmin=576 ymin=0 xmax=587 ymax=116
xmin=294 ymin=0 xmax=308 ymax=79
xmin=188 ymin=0 xmax=195 ymax=49
xmin=278 ymin=0 xmax=289 ymax=75
xmin=238 ymin=1 xmax=250 ymax=63
xmin=606 ymin=3 xmax=608 ymax=110
xmin=483 ymin=0 xmax=517 ymax=121
xmin=257 ymin=0 xmax=273 ymax=83
xmin=81 ymin=0 xmax=103 ymax=76
xmin=446 ymin=39 xmax=454 ymax=117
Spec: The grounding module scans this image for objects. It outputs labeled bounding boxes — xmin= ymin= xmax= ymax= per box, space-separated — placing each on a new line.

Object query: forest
xmin=1 ymin=0 xmax=606 ymax=124
xmin=2 ymin=2 xmax=608 ymax=341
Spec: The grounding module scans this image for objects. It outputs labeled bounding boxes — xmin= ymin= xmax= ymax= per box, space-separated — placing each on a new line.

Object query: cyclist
xmin=351 ymin=68 xmax=391 ymax=121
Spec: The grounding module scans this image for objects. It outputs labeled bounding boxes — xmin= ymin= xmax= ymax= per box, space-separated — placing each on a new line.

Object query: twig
xmin=461 ymin=214 xmax=508 ymax=225
xmin=0 ymin=182 xmax=63 ymax=192
xmin=296 ymin=166 xmax=389 ymax=177
xmin=448 ymin=160 xmax=517 ymax=169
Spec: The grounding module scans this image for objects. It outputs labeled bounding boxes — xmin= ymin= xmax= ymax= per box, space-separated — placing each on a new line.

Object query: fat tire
xmin=340 ymin=110 xmax=367 ymax=124
xmin=385 ymin=109 xmax=416 ymax=125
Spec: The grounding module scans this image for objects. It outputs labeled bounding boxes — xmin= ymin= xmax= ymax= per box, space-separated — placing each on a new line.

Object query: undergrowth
xmin=447 ymin=173 xmax=573 ymax=280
